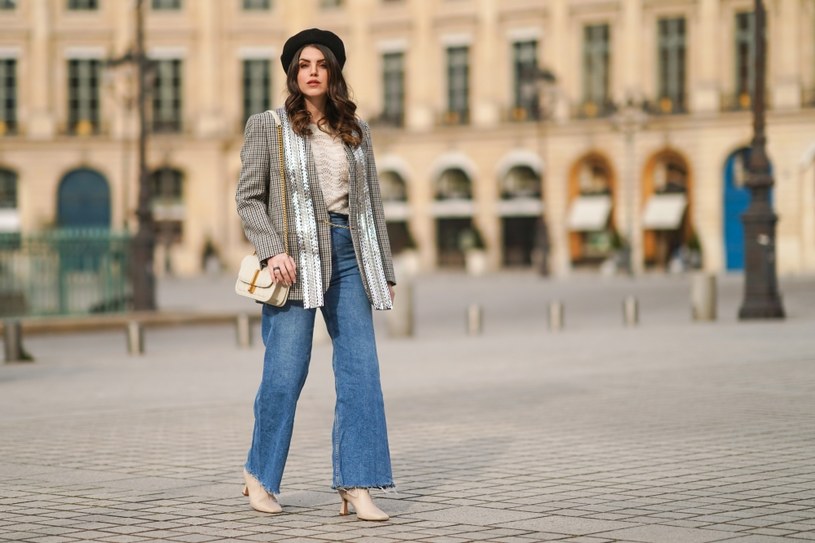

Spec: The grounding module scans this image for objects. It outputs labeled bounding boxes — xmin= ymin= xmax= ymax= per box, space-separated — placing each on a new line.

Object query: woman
xmin=235 ymin=28 xmax=396 ymax=521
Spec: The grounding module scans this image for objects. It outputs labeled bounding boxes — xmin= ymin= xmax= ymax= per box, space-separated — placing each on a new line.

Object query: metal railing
xmin=0 ymin=229 xmax=133 ymax=318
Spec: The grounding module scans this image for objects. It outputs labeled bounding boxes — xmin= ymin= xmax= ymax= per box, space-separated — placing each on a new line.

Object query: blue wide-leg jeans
xmin=245 ymin=213 xmax=394 ymax=495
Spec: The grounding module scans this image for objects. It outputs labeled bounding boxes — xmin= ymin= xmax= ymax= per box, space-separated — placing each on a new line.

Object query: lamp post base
xmin=738 ymin=209 xmax=784 ymax=320
xmin=738 ymin=298 xmax=785 ymax=320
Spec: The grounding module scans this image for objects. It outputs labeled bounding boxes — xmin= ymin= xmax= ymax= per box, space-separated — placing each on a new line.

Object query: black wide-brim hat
xmin=280 ymin=28 xmax=346 ymax=73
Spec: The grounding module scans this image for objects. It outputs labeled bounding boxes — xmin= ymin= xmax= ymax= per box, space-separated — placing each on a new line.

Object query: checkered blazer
xmin=235 ymin=109 xmax=396 ymax=304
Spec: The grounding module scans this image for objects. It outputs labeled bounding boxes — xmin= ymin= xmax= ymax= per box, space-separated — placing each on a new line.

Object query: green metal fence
xmin=0 ymin=229 xmax=133 ymax=318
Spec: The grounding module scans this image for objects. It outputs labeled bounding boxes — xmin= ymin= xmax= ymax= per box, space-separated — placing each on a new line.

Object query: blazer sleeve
xmin=235 ymin=113 xmax=285 ymax=264
xmin=361 ymin=121 xmax=397 ymax=286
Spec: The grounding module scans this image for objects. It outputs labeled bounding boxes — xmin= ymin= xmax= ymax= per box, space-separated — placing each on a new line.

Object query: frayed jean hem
xmin=244 ymin=464 xmax=281 ymax=498
xmin=332 ymin=483 xmax=397 ymax=494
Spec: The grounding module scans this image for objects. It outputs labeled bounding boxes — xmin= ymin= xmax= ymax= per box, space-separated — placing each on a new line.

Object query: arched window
xmin=380 ymin=170 xmax=407 ymax=202
xmin=150 ymin=167 xmax=183 ymax=206
xmin=436 ymin=168 xmax=471 ymax=200
xmin=149 ymin=167 xmax=184 ymax=244
xmin=577 ymin=159 xmax=612 ymax=195
xmin=0 ymin=169 xmax=19 ymax=240
xmin=653 ymin=158 xmax=688 ymax=194
xmin=0 ymin=168 xmax=17 ymax=211
xmin=501 ymin=165 xmax=540 ymax=199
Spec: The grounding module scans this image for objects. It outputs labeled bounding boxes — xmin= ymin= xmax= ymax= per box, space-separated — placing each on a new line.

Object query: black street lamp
xmin=520 ymin=66 xmax=557 ymax=276
xmin=107 ymin=0 xmax=156 ymax=311
xmin=738 ymin=0 xmax=784 ymax=319
xmin=611 ymin=96 xmax=648 ymax=277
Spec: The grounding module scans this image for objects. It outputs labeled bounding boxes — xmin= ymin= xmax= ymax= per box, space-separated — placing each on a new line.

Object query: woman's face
xmin=297 ymin=46 xmax=329 ymax=100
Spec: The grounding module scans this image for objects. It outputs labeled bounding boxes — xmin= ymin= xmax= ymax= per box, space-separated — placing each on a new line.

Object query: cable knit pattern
xmin=310 ymin=124 xmax=350 ymax=214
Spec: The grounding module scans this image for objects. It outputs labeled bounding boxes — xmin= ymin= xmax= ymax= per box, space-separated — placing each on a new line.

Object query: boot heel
xmin=242 ymin=485 xmax=249 ymax=497
xmin=337 ymin=488 xmax=389 ymax=521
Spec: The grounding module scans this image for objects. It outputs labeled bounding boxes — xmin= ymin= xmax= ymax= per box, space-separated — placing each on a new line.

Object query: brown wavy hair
xmin=284 ymin=44 xmax=362 ymax=147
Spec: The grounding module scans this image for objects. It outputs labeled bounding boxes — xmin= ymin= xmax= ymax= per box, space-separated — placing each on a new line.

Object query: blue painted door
xmin=723 ymin=149 xmax=772 ymax=271
xmin=57 ymin=169 xmax=111 ymax=228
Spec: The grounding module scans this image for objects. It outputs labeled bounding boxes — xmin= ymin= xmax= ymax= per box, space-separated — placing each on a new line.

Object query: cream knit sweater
xmin=310 ymin=124 xmax=350 ymax=214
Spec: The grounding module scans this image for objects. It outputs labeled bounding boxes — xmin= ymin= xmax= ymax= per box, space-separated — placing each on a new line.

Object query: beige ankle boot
xmin=242 ymin=469 xmax=282 ymax=514
xmin=338 ymin=488 xmax=389 ymax=521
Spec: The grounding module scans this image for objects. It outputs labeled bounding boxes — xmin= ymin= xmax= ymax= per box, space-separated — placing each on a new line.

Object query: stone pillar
xmin=692 ymin=0 xmax=721 ymax=113
xmin=27 ymin=0 xmax=55 ymax=138
xmin=472 ymin=0 xmax=499 ymax=126
xmin=195 ymin=0 xmax=224 ymax=137
xmin=772 ymin=0 xmax=801 ymax=109
xmin=109 ymin=0 xmax=136 ymax=141
xmin=406 ymin=0 xmax=435 ymax=130
xmin=545 ymin=0 xmax=569 ymax=122
xmin=348 ymin=0 xmax=374 ymax=114
xmin=620 ymin=0 xmax=643 ymax=100
xmin=545 ymin=132 xmax=573 ymax=278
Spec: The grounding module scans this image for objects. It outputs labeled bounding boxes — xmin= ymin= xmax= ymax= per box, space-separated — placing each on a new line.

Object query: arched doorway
xmin=57 ymin=168 xmax=111 ymax=228
xmin=498 ymin=164 xmax=543 ymax=267
xmin=723 ymin=148 xmax=773 ymax=271
xmin=566 ymin=153 xmax=616 ymax=267
xmin=55 ymin=169 xmax=113 ymax=299
xmin=433 ymin=167 xmax=473 ymax=268
xmin=379 ymin=170 xmax=413 ymax=254
xmin=642 ymin=150 xmax=693 ymax=270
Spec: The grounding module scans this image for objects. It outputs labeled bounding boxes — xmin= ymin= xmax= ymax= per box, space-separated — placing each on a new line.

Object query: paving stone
xmin=499 ymin=516 xmax=637 ymax=536
xmin=718 ymin=537 xmax=802 ymax=543
xmin=411 ymin=506 xmax=540 ymax=526
xmin=2 ymin=273 xmax=815 ymax=543
xmin=165 ymin=534 xmax=222 ymax=543
xmin=97 ymin=536 xmax=153 ymax=543
xmin=597 ymin=525 xmax=742 ymax=542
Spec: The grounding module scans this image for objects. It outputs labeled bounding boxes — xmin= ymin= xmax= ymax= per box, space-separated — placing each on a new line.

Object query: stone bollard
xmin=386 ymin=280 xmax=414 ymax=338
xmin=466 ymin=304 xmax=483 ymax=336
xmin=690 ymin=272 xmax=717 ymax=321
xmin=623 ymin=296 xmax=639 ymax=327
xmin=236 ymin=313 xmax=252 ymax=348
xmin=3 ymin=320 xmax=26 ymax=363
xmin=548 ymin=301 xmax=564 ymax=332
xmin=126 ymin=321 xmax=144 ymax=355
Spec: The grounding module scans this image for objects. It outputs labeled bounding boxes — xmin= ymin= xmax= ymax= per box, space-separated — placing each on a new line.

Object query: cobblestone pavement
xmin=2 ymin=272 xmax=815 ymax=542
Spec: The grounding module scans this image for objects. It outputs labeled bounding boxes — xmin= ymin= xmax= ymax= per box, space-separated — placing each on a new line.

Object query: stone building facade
xmin=0 ymin=0 xmax=814 ymax=277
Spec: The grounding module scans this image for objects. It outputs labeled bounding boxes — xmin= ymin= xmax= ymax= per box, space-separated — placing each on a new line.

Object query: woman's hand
xmin=388 ymin=284 xmax=395 ymax=302
xmin=266 ymin=254 xmax=297 ymax=286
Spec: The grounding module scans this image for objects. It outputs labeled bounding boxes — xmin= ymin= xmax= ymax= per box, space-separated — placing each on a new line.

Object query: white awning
xmin=431 ymin=199 xmax=474 ymax=218
xmin=0 ymin=210 xmax=20 ymax=233
xmin=383 ymin=202 xmax=409 ymax=221
xmin=496 ymin=198 xmax=544 ymax=217
xmin=567 ymin=195 xmax=612 ymax=231
xmin=642 ymin=193 xmax=687 ymax=230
